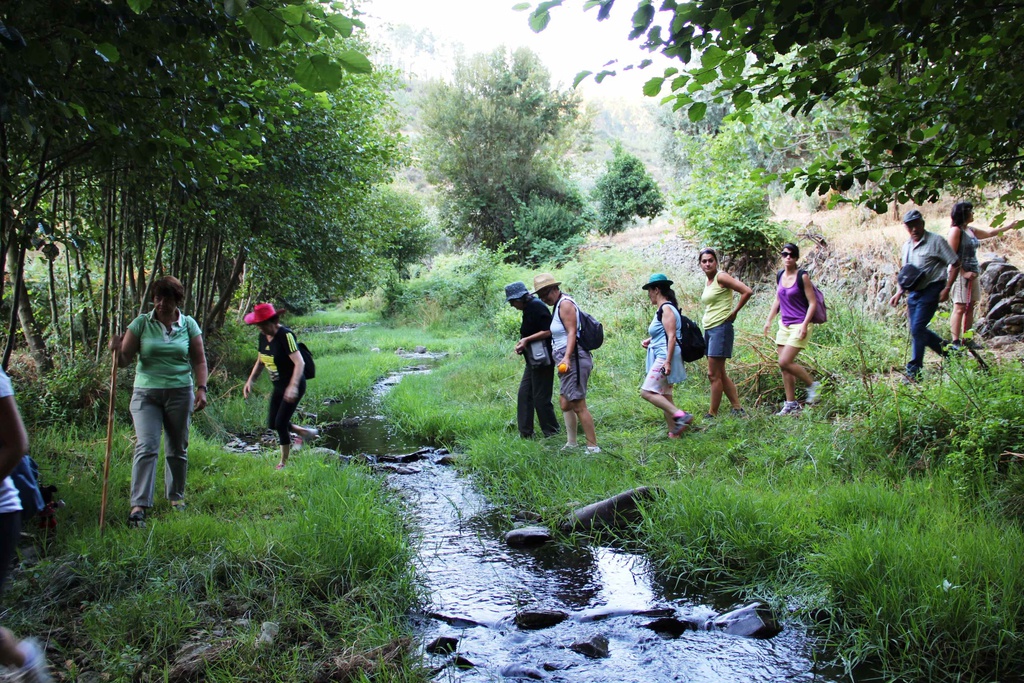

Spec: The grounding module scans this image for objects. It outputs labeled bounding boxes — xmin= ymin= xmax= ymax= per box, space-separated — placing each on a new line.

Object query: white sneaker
xmin=586 ymin=446 xmax=602 ymax=454
xmin=776 ymin=401 xmax=802 ymax=416
xmin=560 ymin=442 xmax=579 ymax=451
xmin=17 ymin=638 xmax=52 ymax=683
xmin=806 ymin=381 xmax=822 ymax=404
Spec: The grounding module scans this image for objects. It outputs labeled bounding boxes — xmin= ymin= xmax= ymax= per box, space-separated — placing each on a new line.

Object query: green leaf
xmin=127 ymin=0 xmax=154 ymax=13
xmin=859 ymin=67 xmax=880 ymax=87
xmin=242 ymin=7 xmax=286 ymax=48
xmin=688 ymin=101 xmax=707 ymax=122
xmin=223 ymin=0 xmax=241 ymax=18
xmin=512 ymin=2 xmax=532 ymax=10
xmin=94 ymin=43 xmax=120 ymax=63
xmin=732 ymin=90 xmax=753 ymax=108
xmin=325 ymin=14 xmax=353 ymax=37
xmin=529 ymin=10 xmax=551 ymax=31
xmin=278 ymin=5 xmax=306 ymax=26
xmin=295 ymin=54 xmax=343 ymax=92
xmin=700 ymin=45 xmax=727 ymax=69
xmin=643 ymin=77 xmax=664 ymax=96
xmin=336 ymin=49 xmax=372 ymax=74
xmin=572 ymin=70 xmax=592 ymax=88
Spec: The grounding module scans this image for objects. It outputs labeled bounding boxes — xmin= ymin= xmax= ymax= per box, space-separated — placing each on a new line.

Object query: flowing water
xmin=321 ymin=359 xmax=861 ymax=683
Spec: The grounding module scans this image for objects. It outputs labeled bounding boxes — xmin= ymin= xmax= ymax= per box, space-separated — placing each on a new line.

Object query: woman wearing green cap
xmin=640 ymin=274 xmax=693 ymax=437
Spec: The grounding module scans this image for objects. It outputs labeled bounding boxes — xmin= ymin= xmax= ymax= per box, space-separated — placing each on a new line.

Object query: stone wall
xmin=977 ymin=258 xmax=1024 ymax=340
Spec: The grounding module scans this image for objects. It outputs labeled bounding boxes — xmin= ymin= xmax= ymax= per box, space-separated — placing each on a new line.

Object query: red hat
xmin=244 ymin=303 xmax=282 ymax=325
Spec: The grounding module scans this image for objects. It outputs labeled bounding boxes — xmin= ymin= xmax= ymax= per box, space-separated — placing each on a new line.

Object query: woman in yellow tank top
xmin=699 ymin=248 xmax=753 ymax=418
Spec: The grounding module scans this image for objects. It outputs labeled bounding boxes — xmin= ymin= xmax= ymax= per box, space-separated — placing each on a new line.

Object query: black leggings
xmin=268 ymin=379 xmax=306 ymax=445
xmin=0 ymin=511 xmax=21 ymax=594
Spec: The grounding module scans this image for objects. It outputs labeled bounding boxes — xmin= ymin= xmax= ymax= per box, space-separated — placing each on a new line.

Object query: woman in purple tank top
xmin=762 ymin=243 xmax=821 ymax=415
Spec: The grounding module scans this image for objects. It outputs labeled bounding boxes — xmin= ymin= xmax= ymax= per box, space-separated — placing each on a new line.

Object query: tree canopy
xmin=530 ymin=0 xmax=1024 ymax=215
xmin=593 ymin=143 xmax=663 ymax=235
xmin=1 ymin=0 xmax=407 ymax=371
xmin=419 ymin=47 xmax=589 ymax=260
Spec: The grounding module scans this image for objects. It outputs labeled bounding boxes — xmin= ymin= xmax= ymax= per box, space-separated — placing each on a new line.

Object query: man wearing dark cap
xmin=506 ymin=282 xmax=560 ymax=439
xmin=888 ymin=209 xmax=961 ymax=379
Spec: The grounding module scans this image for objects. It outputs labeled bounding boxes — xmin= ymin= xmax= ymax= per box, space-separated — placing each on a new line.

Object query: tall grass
xmin=11 ymin=308 xmax=427 ymax=682
xmin=380 ymin=246 xmax=1024 ymax=682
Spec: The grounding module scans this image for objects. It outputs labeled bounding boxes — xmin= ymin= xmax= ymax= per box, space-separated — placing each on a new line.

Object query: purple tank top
xmin=778 ymin=274 xmax=808 ymax=326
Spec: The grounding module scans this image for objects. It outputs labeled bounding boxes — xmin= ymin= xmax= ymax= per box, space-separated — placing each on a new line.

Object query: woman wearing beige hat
xmin=533 ymin=274 xmax=599 ymax=453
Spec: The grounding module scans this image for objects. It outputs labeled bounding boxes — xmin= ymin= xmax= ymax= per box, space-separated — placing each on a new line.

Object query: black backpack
xmin=669 ymin=305 xmax=706 ymax=362
xmin=298 ymin=342 xmax=315 ymax=379
xmin=560 ymin=296 xmax=604 ymax=352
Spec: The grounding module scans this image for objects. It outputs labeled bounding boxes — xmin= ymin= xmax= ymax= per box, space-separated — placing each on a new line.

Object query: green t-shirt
xmin=126 ymin=310 xmax=202 ymax=389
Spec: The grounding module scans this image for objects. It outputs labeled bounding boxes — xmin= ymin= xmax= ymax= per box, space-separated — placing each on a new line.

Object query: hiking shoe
xmin=776 ymin=401 xmax=802 ymax=416
xmin=806 ymin=381 xmax=822 ymax=404
xmin=127 ymin=509 xmax=145 ymax=528
xmin=729 ymin=408 xmax=748 ymax=418
xmin=17 ymin=638 xmax=52 ymax=683
xmin=703 ymin=413 xmax=716 ymax=420
xmin=585 ymin=446 xmax=602 ymax=454
xmin=560 ymin=442 xmax=580 ymax=452
xmin=669 ymin=412 xmax=693 ymax=437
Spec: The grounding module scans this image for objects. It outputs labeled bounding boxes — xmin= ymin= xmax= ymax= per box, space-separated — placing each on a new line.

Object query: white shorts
xmin=640 ymin=358 xmax=672 ymax=395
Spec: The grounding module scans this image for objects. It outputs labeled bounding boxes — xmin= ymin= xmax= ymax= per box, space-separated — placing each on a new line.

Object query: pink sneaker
xmin=669 ymin=411 xmax=693 ymax=437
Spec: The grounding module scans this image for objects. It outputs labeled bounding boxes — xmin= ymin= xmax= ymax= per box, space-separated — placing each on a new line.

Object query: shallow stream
xmin=320 ymin=359 xmax=859 ymax=683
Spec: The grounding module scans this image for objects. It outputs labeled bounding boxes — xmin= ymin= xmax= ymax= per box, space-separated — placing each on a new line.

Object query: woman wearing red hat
xmin=243 ymin=303 xmax=318 ymax=469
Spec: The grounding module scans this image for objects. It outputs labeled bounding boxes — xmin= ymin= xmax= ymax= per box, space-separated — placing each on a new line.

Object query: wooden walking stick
xmin=99 ymin=347 xmax=118 ymax=534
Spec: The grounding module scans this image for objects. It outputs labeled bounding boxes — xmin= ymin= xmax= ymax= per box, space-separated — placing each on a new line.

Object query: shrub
xmin=676 ymin=123 xmax=787 ymax=263
xmin=593 ymin=143 xmax=665 ymax=235
xmin=513 ymin=190 xmax=592 ymax=265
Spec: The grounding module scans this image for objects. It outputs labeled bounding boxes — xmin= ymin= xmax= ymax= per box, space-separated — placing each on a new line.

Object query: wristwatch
xmin=196 ymin=385 xmax=207 ymax=391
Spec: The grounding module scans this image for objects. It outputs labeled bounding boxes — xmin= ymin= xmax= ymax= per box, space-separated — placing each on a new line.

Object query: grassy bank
xmin=382 ymin=247 xmax=1024 ymax=682
xmin=6 ymin=308 xmax=480 ymax=682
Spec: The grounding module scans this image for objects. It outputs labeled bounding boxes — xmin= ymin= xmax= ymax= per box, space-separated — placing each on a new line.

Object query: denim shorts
xmin=704 ymin=321 xmax=735 ymax=358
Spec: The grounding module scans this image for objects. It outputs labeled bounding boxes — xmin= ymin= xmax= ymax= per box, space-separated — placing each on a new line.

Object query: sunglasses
xmin=780 ymin=251 xmax=795 ymax=258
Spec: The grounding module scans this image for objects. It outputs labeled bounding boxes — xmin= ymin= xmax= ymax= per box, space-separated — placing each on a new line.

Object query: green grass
xmin=379 ymin=248 xmax=1024 ymax=682
xmin=10 ymin=308 xmax=433 ymax=682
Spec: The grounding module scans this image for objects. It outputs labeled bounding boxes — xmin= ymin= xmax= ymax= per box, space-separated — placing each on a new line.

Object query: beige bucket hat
xmin=532 ymin=273 xmax=560 ymax=294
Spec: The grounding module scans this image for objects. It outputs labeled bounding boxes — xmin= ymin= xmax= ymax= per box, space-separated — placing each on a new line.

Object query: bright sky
xmin=359 ymin=0 xmax=672 ymax=99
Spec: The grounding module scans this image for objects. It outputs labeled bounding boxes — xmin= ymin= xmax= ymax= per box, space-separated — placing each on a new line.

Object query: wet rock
xmin=435 ymin=454 xmax=458 ymax=466
xmin=569 ymin=634 xmax=609 ymax=659
xmin=351 ymin=453 xmax=376 ymax=466
xmin=395 ymin=347 xmax=405 ymax=355
xmin=414 ymin=345 xmax=428 ymax=353
xmin=452 ymin=655 xmax=476 ymax=669
xmin=308 ymin=446 xmax=340 ymax=459
xmin=321 ymin=397 xmax=343 ymax=406
xmin=435 ymin=447 xmax=450 ymax=456
xmin=371 ymin=347 xmax=380 ymax=352
xmin=395 ymin=466 xmax=420 ymax=475
xmin=504 ymin=526 xmax=552 ymax=548
xmin=425 ymin=636 xmax=458 ymax=655
xmin=581 ymin=607 xmax=675 ymax=622
xmin=713 ymin=602 xmax=782 ymax=639
xmin=428 ymin=612 xmax=487 ymax=629
xmin=515 ymin=510 xmax=543 ymax=522
xmin=1004 ymin=272 xmax=1024 ymax=296
xmin=515 ymin=609 xmax=569 ymax=630
xmin=339 ymin=416 xmax=361 ymax=428
xmin=500 ymin=664 xmax=547 ymax=679
xmin=256 ymin=621 xmax=279 ymax=647
xmin=168 ymin=640 xmax=233 ymax=681
xmin=644 ymin=617 xmax=700 ymax=637
xmin=379 ymin=449 xmax=430 ymax=464
xmin=560 ymin=486 xmax=659 ymax=533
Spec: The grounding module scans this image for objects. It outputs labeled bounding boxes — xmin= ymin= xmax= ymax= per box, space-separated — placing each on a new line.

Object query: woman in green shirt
xmin=699 ymin=248 xmax=752 ymax=418
xmin=110 ymin=276 xmax=208 ymax=528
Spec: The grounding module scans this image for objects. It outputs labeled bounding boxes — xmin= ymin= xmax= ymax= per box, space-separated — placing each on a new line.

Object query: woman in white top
xmin=532 ymin=274 xmax=599 ymax=453
xmin=0 ymin=369 xmax=53 ymax=682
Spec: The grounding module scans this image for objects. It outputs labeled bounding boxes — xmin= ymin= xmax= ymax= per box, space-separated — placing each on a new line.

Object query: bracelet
xmin=196 ymin=385 xmax=207 ymax=391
